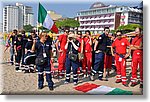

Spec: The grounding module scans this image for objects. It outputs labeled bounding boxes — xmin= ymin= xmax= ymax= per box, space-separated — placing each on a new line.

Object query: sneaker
xmin=24 ymin=70 xmax=29 ymax=73
xmin=103 ymin=78 xmax=108 ymax=81
xmin=90 ymin=75 xmax=94 ymax=81
xmin=84 ymin=74 xmax=87 ymax=78
xmin=74 ymin=82 xmax=78 ymax=86
xmin=123 ymin=83 xmax=128 ymax=87
xmin=115 ymin=79 xmax=122 ymax=83
xmin=38 ymin=86 xmax=43 ymax=89
xmin=99 ymin=78 xmax=103 ymax=81
xmin=140 ymin=84 xmax=143 ymax=88
xmin=11 ymin=62 xmax=14 ymax=65
xmin=30 ymin=69 xmax=35 ymax=73
xmin=49 ymin=87 xmax=54 ymax=91
xmin=64 ymin=81 xmax=69 ymax=84
xmin=130 ymin=82 xmax=137 ymax=87
xmin=16 ymin=70 xmax=22 ymax=72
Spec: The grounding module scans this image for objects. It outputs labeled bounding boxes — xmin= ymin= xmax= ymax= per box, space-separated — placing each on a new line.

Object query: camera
xmin=68 ymin=37 xmax=73 ymax=40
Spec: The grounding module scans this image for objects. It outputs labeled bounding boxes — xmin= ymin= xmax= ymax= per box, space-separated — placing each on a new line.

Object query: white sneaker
xmin=90 ymin=75 xmax=94 ymax=81
xmin=64 ymin=81 xmax=69 ymax=84
xmin=74 ymin=82 xmax=78 ymax=85
xmin=16 ymin=70 xmax=22 ymax=72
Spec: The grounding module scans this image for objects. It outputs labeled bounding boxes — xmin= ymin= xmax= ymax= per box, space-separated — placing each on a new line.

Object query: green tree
xmin=117 ymin=24 xmax=143 ymax=33
xmin=23 ymin=24 xmax=34 ymax=32
xmin=55 ymin=18 xmax=80 ymax=30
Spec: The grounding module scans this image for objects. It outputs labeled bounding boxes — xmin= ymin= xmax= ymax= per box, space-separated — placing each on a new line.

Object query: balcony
xmin=79 ymin=16 xmax=115 ymax=21
xmin=80 ymin=21 xmax=114 ymax=26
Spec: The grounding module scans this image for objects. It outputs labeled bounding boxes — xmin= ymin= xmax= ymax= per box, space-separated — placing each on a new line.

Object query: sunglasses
xmin=105 ymin=30 xmax=110 ymax=32
xmin=117 ymin=35 xmax=121 ymax=37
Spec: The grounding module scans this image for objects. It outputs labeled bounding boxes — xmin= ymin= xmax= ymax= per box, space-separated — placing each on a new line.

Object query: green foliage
xmin=55 ymin=18 xmax=80 ymax=30
xmin=23 ymin=25 xmax=34 ymax=32
xmin=117 ymin=24 xmax=143 ymax=31
xmin=110 ymin=30 xmax=116 ymax=34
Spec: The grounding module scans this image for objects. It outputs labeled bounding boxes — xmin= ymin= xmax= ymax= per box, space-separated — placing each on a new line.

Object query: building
xmin=77 ymin=2 xmax=143 ymax=34
xmin=0 ymin=23 xmax=3 ymax=33
xmin=3 ymin=5 xmax=19 ymax=33
xmin=22 ymin=5 xmax=34 ymax=26
xmin=2 ymin=3 xmax=34 ymax=33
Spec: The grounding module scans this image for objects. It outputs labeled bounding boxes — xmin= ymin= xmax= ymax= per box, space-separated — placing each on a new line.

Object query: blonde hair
xmin=39 ymin=32 xmax=47 ymax=39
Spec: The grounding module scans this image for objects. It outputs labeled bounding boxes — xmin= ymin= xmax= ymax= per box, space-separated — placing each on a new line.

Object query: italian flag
xmin=74 ymin=83 xmax=133 ymax=95
xmin=38 ymin=3 xmax=59 ymax=34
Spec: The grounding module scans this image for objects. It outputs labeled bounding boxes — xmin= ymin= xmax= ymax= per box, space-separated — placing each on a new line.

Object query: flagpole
xmin=36 ymin=21 xmax=39 ymax=35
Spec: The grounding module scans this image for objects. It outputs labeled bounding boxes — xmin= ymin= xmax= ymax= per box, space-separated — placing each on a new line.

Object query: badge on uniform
xmin=119 ymin=57 xmax=122 ymax=62
xmin=43 ymin=53 xmax=47 ymax=58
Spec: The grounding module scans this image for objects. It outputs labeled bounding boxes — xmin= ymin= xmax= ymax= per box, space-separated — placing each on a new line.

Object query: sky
xmin=0 ymin=0 xmax=142 ymax=26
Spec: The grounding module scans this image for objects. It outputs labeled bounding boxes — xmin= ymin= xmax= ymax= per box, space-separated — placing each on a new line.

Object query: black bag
xmin=35 ymin=57 xmax=47 ymax=66
xmin=68 ymin=44 xmax=78 ymax=61
xmin=68 ymin=53 xmax=78 ymax=61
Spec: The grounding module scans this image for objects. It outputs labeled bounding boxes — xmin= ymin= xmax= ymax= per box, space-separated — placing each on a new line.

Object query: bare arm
xmin=111 ymin=46 xmax=115 ymax=56
xmin=31 ymin=39 xmax=36 ymax=52
xmin=94 ymin=40 xmax=98 ymax=51
xmin=71 ymin=40 xmax=79 ymax=51
xmin=80 ymin=39 xmax=84 ymax=53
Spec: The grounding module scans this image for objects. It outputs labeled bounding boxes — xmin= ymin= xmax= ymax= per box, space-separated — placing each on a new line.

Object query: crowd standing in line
xmin=4 ymin=27 xmax=143 ymax=90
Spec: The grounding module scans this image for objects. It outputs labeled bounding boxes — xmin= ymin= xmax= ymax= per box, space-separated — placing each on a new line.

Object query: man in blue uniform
xmin=91 ymin=27 xmax=110 ymax=81
xmin=14 ymin=34 xmax=23 ymax=72
xmin=31 ymin=32 xmax=54 ymax=90
xmin=64 ymin=32 xmax=80 ymax=85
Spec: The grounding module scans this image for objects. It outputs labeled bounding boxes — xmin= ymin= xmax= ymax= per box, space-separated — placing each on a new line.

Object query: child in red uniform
xmin=111 ymin=30 xmax=130 ymax=87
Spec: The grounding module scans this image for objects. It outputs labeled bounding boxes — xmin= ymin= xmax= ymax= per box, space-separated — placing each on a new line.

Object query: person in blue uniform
xmin=91 ymin=27 xmax=110 ymax=81
xmin=20 ymin=30 xmax=28 ymax=68
xmin=7 ymin=29 xmax=18 ymax=65
xmin=24 ymin=35 xmax=35 ymax=73
xmin=31 ymin=32 xmax=54 ymax=90
xmin=14 ymin=34 xmax=23 ymax=72
xmin=64 ymin=32 xmax=80 ymax=85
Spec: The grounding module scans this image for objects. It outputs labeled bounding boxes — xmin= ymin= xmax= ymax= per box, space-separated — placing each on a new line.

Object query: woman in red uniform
xmin=83 ymin=30 xmax=92 ymax=78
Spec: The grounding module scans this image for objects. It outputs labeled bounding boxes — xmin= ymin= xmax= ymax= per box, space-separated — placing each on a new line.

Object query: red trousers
xmin=82 ymin=52 xmax=92 ymax=74
xmin=58 ymin=51 xmax=66 ymax=73
xmin=115 ymin=54 xmax=127 ymax=84
xmin=131 ymin=51 xmax=143 ymax=84
xmin=104 ymin=54 xmax=112 ymax=69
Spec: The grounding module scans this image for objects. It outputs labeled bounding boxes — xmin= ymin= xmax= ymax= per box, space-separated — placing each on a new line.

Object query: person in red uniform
xmin=130 ymin=27 xmax=143 ymax=88
xmin=111 ymin=30 xmax=130 ymax=87
xmin=83 ymin=30 xmax=92 ymax=77
xmin=56 ymin=29 xmax=69 ymax=78
xmin=103 ymin=35 xmax=114 ymax=81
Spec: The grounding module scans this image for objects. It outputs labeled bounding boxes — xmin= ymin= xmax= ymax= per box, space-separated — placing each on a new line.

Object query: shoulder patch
xmin=99 ymin=36 xmax=102 ymax=39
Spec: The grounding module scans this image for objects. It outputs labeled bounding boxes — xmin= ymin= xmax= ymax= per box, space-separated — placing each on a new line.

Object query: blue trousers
xmin=92 ymin=52 xmax=105 ymax=79
xmin=65 ymin=54 xmax=79 ymax=83
xmin=10 ymin=46 xmax=14 ymax=63
xmin=37 ymin=64 xmax=54 ymax=88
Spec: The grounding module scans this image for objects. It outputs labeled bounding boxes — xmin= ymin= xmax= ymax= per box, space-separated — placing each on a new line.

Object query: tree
xmin=55 ymin=18 xmax=80 ymax=30
xmin=117 ymin=24 xmax=143 ymax=33
xmin=23 ymin=24 xmax=34 ymax=32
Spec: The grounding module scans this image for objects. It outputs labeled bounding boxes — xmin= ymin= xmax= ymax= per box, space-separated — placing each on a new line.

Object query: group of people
xmin=4 ymin=26 xmax=143 ymax=91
